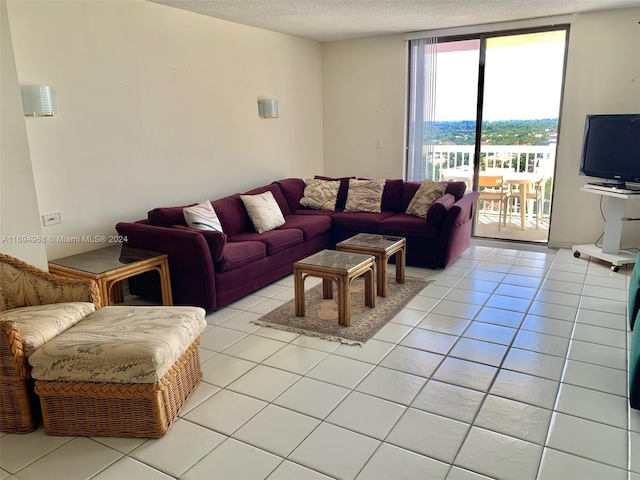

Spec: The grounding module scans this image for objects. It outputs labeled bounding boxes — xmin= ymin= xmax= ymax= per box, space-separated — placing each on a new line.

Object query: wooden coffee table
xmin=336 ymin=233 xmax=406 ymax=297
xmin=48 ymin=245 xmax=173 ymax=307
xmin=294 ymin=249 xmax=375 ymax=326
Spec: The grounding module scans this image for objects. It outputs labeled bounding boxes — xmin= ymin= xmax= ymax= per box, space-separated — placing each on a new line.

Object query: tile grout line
xmin=443 ymin=247 xmax=552 ymax=479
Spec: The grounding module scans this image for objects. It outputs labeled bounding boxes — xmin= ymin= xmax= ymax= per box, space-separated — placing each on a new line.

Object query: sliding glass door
xmin=407 ymin=27 xmax=568 ymax=243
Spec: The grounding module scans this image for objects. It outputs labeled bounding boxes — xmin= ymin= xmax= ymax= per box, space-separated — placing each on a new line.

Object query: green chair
xmin=631 ymin=326 xmax=640 ymax=409
xmin=630 ymin=254 xmax=640 ymax=409
xmin=630 ymin=254 xmax=640 ymax=331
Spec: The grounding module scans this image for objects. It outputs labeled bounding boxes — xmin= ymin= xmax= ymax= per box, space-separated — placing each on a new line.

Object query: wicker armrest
xmin=0 ymin=320 xmax=30 ymax=380
xmin=0 ymin=253 xmax=100 ymax=309
xmin=1 ymin=318 xmax=40 ymax=433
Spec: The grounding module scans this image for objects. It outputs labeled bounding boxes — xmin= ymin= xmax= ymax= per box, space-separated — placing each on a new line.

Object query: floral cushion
xmin=0 ymin=303 xmax=96 ymax=357
xmin=183 ymin=199 xmax=223 ymax=232
xmin=240 ymin=191 xmax=286 ymax=233
xmin=28 ymin=306 xmax=207 ymax=384
xmin=0 ymin=261 xmax=95 ymax=310
xmin=406 ymin=180 xmax=447 ymax=218
xmin=344 ymin=179 xmax=386 ymax=213
xmin=299 ymin=179 xmax=340 ymax=211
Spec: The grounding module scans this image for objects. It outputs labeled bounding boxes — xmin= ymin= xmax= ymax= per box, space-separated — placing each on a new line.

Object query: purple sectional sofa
xmin=115 ymin=177 xmax=479 ymax=312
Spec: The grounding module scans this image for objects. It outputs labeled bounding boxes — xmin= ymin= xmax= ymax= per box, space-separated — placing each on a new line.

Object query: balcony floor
xmin=475 ymin=213 xmax=549 ymax=243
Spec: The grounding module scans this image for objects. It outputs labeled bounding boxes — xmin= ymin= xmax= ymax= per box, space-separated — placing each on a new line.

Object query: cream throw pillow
xmin=183 ymin=199 xmax=223 ymax=232
xmin=240 ymin=191 xmax=286 ymax=233
xmin=406 ymin=180 xmax=447 ymax=218
xmin=299 ymin=179 xmax=340 ymax=211
xmin=344 ymin=179 xmax=386 ymax=213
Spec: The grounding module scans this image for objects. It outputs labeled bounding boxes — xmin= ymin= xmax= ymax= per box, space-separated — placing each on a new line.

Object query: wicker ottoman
xmin=28 ymin=306 xmax=207 ymax=438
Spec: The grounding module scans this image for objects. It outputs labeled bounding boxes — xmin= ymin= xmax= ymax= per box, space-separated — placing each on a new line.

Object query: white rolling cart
xmin=572 ymin=185 xmax=640 ymax=272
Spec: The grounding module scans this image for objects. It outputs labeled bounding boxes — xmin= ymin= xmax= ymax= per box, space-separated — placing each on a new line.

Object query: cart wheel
xmin=610 ymin=265 xmax=620 ymax=272
xmin=573 ymin=251 xmax=581 ymax=258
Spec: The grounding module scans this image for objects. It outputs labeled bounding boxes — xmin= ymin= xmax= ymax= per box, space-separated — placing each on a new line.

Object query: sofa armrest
xmin=436 ymin=191 xmax=480 ymax=267
xmin=115 ymin=221 xmax=218 ymax=312
xmin=0 ymin=253 xmax=100 ymax=310
xmin=445 ymin=191 xmax=479 ymax=227
xmin=425 ymin=194 xmax=456 ymax=226
xmin=172 ymin=225 xmax=228 ymax=263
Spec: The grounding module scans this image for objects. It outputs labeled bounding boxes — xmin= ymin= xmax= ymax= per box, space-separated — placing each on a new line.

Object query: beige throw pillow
xmin=406 ymin=180 xmax=447 ymax=218
xmin=344 ymin=179 xmax=386 ymax=213
xmin=240 ymin=191 xmax=286 ymax=233
xmin=299 ymin=179 xmax=340 ymax=211
xmin=183 ymin=199 xmax=223 ymax=232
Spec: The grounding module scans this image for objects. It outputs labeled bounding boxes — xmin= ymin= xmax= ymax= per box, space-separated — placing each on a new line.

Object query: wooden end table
xmin=294 ymin=249 xmax=375 ymax=326
xmin=48 ymin=245 xmax=173 ymax=307
xmin=336 ymin=233 xmax=406 ymax=297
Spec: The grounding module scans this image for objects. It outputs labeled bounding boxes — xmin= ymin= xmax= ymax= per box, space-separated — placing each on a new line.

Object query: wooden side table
xmin=294 ymin=250 xmax=375 ymax=326
xmin=336 ymin=233 xmax=406 ymax=297
xmin=48 ymin=245 xmax=173 ymax=307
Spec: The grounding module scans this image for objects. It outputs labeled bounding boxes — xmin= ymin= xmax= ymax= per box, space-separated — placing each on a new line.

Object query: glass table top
xmin=337 ymin=233 xmax=405 ymax=250
xmin=295 ymin=249 xmax=374 ymax=270
xmin=49 ymin=245 xmax=165 ymax=275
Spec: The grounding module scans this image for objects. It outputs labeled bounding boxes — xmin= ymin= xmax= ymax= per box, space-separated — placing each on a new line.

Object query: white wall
xmin=321 ymin=8 xmax=640 ymax=250
xmin=7 ymin=1 xmax=640 ymax=257
xmin=322 ymin=35 xmax=407 ymax=179
xmin=0 ymin=0 xmax=48 ymax=269
xmin=6 ymin=0 xmax=324 ymax=259
xmin=550 ymin=7 xmax=640 ymax=249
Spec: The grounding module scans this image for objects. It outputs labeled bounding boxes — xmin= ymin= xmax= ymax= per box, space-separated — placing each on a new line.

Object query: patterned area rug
xmin=252 ymin=276 xmax=434 ymax=345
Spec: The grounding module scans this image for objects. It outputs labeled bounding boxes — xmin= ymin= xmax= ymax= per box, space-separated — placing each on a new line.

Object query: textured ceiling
xmin=148 ymin=0 xmax=640 ymax=42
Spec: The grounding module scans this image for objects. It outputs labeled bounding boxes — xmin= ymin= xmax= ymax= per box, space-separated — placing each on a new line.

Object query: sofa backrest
xmin=148 ymin=204 xmax=194 ymax=227
xmin=243 ymin=183 xmax=292 ymax=217
xmin=381 ymin=179 xmax=405 ymax=212
xmin=444 ymin=181 xmax=467 ymax=201
xmin=401 ymin=182 xmax=422 ymax=212
xmin=145 ymin=178 xmax=469 ymax=231
xmin=314 ymin=175 xmax=355 ymax=210
xmin=277 ymin=177 xmax=467 ymax=214
xmin=400 ymin=180 xmax=466 ymax=212
xmin=211 ymin=193 xmax=252 ymax=236
xmin=147 ymin=183 xmax=293 ymax=235
xmin=277 ymin=178 xmax=306 ymax=213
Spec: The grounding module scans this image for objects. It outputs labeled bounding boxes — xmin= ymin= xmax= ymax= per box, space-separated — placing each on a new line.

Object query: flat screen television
xmin=580 ymin=113 xmax=640 ymax=191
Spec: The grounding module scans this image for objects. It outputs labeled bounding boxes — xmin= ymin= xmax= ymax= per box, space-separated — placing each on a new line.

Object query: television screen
xmin=580 ymin=114 xmax=640 ymax=188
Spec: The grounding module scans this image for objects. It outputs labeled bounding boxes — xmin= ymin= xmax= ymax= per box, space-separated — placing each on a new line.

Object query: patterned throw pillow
xmin=406 ymin=180 xmax=447 ymax=218
xmin=240 ymin=191 xmax=286 ymax=233
xmin=344 ymin=179 xmax=386 ymax=213
xmin=183 ymin=199 xmax=223 ymax=231
xmin=299 ymin=179 xmax=340 ymax=211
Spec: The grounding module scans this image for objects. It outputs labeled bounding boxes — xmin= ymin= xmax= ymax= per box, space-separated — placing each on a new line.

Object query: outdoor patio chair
xmin=477 ymin=175 xmax=511 ymax=230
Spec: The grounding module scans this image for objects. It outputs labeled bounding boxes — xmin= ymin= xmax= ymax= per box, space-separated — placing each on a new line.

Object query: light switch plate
xmin=42 ymin=212 xmax=61 ymax=226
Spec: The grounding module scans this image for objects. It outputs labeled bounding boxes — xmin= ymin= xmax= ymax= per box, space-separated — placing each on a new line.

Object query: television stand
xmin=571 ymin=186 xmax=638 ymax=272
xmin=585 ymin=182 xmax=640 ymax=194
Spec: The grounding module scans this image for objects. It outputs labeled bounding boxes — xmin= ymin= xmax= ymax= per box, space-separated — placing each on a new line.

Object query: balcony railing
xmin=421 ymin=144 xmax=556 ymax=181
xmin=419 ymin=144 xmax=556 ymax=241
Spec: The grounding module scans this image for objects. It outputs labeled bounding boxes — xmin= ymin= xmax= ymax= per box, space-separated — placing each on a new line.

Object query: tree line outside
xmin=421 ymin=119 xmax=557 ymax=215
xmin=427 ymin=118 xmax=558 ymax=146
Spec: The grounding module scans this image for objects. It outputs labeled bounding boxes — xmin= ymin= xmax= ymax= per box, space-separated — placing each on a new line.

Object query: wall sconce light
xmin=20 ymin=85 xmax=56 ymax=116
xmin=258 ymin=98 xmax=278 ymax=119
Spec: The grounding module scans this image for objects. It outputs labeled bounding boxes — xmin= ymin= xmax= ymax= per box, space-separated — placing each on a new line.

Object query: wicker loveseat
xmin=0 ymin=253 xmax=100 ymax=433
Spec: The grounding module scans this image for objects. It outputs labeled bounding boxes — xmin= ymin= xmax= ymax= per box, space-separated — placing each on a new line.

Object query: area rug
xmin=252 ymin=276 xmax=434 ymax=345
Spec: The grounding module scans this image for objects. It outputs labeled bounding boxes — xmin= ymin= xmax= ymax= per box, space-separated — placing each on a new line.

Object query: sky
xmin=434 ymin=31 xmax=566 ymax=122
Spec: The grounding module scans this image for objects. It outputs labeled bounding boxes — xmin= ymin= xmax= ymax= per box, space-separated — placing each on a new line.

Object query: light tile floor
xmin=2 ymin=244 xmax=639 ymax=480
